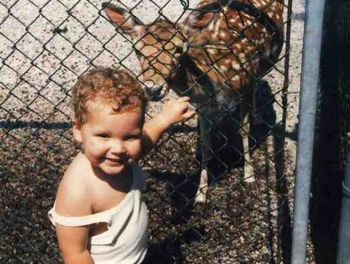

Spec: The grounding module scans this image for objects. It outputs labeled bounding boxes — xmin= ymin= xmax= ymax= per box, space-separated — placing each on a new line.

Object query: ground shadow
xmin=143 ymin=237 xmax=185 ymax=264
xmin=309 ymin=2 xmax=348 ymax=262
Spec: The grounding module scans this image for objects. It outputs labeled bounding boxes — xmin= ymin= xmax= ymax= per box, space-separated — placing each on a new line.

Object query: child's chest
xmin=92 ymin=189 xmax=127 ymax=214
xmin=90 ymin=176 xmax=133 ymax=214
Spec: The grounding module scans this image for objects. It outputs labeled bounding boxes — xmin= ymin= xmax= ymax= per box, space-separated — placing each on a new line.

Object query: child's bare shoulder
xmin=55 ymin=153 xmax=93 ymax=217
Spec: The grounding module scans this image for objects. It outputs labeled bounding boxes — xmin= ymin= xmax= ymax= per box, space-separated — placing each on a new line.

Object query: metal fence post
xmin=337 ymin=133 xmax=350 ymax=264
xmin=291 ymin=0 xmax=326 ymax=263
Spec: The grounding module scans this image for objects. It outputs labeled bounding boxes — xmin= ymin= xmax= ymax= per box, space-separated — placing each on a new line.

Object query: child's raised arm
xmin=141 ymin=97 xmax=196 ymax=156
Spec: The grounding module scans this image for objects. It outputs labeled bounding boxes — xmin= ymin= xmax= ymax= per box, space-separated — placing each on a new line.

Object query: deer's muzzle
xmin=144 ymin=82 xmax=169 ymax=101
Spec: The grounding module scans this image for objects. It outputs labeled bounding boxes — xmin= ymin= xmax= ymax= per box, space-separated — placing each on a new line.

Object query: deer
xmin=101 ymin=0 xmax=284 ymax=203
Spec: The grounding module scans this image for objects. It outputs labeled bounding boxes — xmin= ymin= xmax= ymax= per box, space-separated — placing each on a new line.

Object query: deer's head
xmin=102 ymin=3 xmax=188 ymax=100
xmin=102 ymin=1 xmax=284 ymax=101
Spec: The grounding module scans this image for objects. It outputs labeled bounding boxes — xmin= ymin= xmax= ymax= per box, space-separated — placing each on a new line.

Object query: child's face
xmin=73 ymin=101 xmax=144 ymax=176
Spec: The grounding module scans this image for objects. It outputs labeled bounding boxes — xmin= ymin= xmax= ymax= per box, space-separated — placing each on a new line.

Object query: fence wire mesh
xmin=0 ymin=0 xmax=296 ymax=263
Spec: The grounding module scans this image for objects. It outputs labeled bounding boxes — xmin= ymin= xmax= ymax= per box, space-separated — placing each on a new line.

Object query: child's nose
xmin=109 ymin=139 xmax=125 ymax=154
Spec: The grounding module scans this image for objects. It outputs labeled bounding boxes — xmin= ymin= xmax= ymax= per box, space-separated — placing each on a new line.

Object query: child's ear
xmin=72 ymin=119 xmax=83 ymax=143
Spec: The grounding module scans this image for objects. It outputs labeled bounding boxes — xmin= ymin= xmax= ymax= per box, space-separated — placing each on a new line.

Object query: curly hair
xmin=71 ymin=67 xmax=147 ymax=127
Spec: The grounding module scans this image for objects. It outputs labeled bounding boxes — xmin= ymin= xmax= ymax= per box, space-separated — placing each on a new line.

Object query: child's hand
xmin=142 ymin=97 xmax=196 ymax=155
xmin=158 ymin=97 xmax=196 ymax=127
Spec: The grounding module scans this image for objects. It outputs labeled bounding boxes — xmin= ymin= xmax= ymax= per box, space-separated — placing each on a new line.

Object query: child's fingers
xmin=178 ymin=96 xmax=191 ymax=102
xmin=187 ymin=102 xmax=196 ymax=112
xmin=179 ymin=101 xmax=195 ymax=113
xmin=183 ymin=110 xmax=196 ymax=119
xmin=183 ymin=105 xmax=196 ymax=117
xmin=177 ymin=97 xmax=194 ymax=108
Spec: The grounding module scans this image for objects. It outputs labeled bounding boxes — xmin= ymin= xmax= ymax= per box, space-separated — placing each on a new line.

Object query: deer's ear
xmin=186 ymin=10 xmax=215 ymax=28
xmin=102 ymin=3 xmax=143 ymax=36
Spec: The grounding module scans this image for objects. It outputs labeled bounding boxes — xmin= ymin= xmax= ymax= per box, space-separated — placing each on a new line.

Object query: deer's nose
xmin=144 ymin=81 xmax=168 ymax=101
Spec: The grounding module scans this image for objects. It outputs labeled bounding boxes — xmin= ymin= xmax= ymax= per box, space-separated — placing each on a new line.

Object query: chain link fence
xmin=0 ymin=0 xmax=297 ymax=263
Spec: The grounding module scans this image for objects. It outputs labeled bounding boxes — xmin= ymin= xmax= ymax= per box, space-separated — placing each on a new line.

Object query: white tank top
xmin=48 ymin=164 xmax=148 ymax=264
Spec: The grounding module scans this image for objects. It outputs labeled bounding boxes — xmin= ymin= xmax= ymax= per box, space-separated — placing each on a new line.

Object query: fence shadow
xmin=272 ymin=125 xmax=292 ymax=264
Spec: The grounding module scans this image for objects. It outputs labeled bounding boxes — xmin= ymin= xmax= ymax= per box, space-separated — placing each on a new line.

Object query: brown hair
xmin=71 ymin=67 xmax=147 ymax=127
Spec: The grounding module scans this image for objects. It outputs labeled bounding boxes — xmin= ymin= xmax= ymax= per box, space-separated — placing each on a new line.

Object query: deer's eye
xmin=135 ymin=49 xmax=142 ymax=57
xmin=175 ymin=46 xmax=183 ymax=54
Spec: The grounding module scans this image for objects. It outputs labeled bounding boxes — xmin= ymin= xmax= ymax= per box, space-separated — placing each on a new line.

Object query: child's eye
xmin=96 ymin=134 xmax=109 ymax=138
xmin=125 ymin=134 xmax=141 ymax=141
